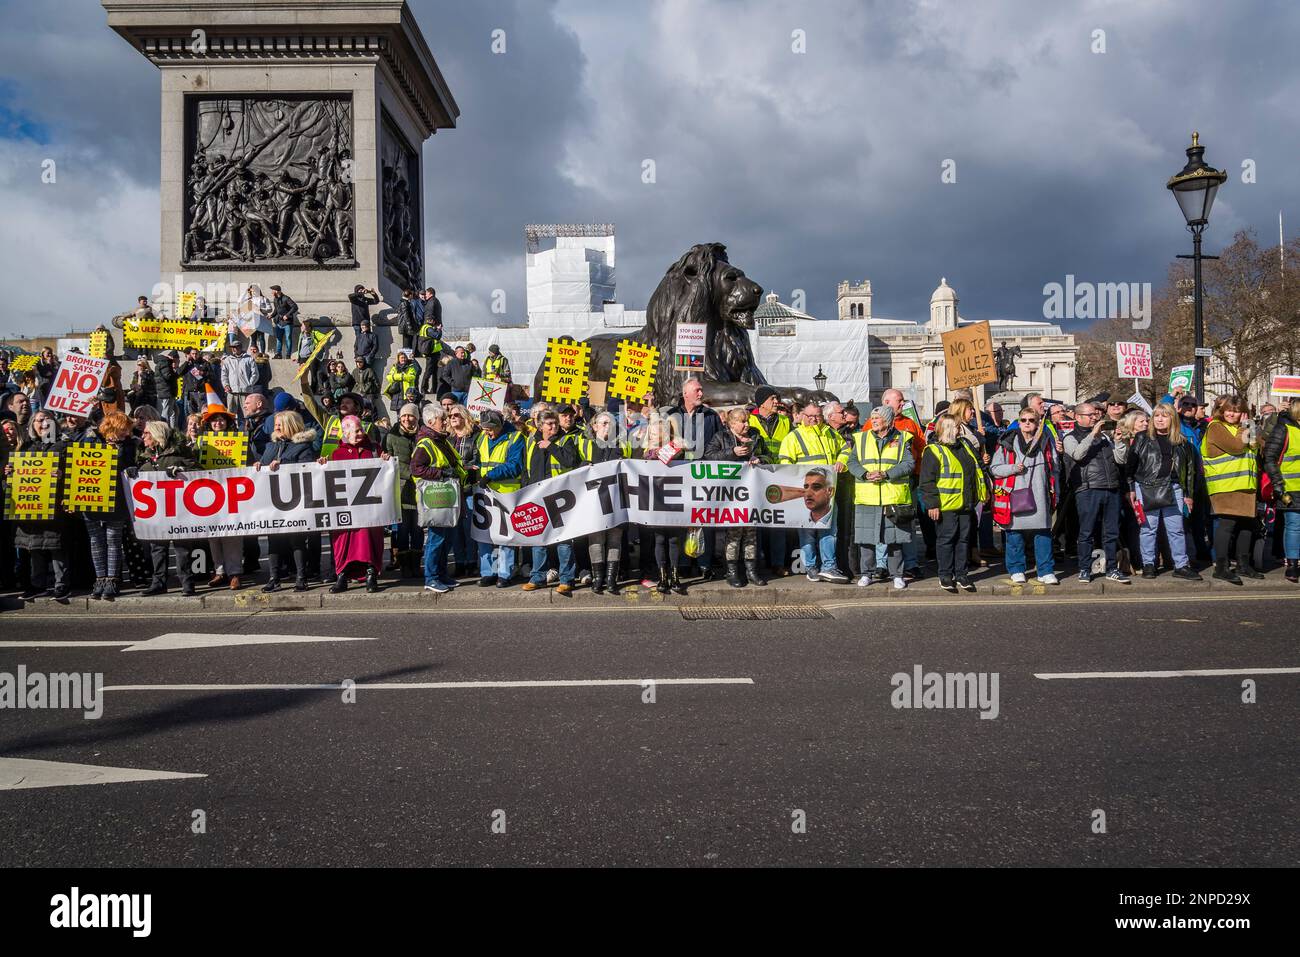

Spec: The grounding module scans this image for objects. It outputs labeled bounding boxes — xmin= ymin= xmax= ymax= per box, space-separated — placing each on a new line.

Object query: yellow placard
xmin=123 ymin=317 xmax=225 ymax=352
xmin=62 ymin=443 xmax=118 ymax=513
xmin=197 ymin=433 xmax=248 ymax=470
xmin=295 ymin=331 xmax=334 ymax=380
xmin=89 ymin=330 xmax=109 ymax=359
xmin=176 ymin=291 xmax=198 ymax=319
xmin=607 ymin=339 xmax=660 ymax=402
xmin=9 ymin=355 xmax=39 ymax=373
xmin=4 ymin=451 xmax=58 ymax=521
xmin=540 ymin=338 xmax=591 ymax=404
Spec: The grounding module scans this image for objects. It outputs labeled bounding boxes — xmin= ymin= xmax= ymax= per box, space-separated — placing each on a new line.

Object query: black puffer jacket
xmin=1119 ymin=433 xmax=1197 ymax=504
xmin=1263 ymin=416 xmax=1300 ymax=511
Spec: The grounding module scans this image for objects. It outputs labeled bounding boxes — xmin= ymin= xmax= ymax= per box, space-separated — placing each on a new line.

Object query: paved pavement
xmin=1 ymin=575 xmax=1296 ymax=867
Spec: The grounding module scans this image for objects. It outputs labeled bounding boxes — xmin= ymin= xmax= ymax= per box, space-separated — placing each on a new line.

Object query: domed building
xmin=838 ymin=277 xmax=1078 ymax=417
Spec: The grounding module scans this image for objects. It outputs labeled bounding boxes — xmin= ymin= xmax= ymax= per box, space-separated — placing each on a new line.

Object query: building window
xmin=910 ymin=369 xmax=919 ymax=383
xmin=1029 ymin=369 xmax=1038 ymax=387
xmin=881 ymin=369 xmax=891 ymax=388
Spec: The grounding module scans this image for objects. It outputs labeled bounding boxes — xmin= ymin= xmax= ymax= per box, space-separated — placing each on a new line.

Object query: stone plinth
xmin=103 ymin=0 xmax=458 ymax=353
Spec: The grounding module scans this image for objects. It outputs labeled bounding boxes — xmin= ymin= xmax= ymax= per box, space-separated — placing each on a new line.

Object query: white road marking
xmin=103 ymin=678 xmax=754 ymax=692
xmin=0 ymin=633 xmax=375 ymax=653
xmin=1035 ymin=667 xmax=1300 ymax=680
xmin=0 ymin=757 xmax=205 ymax=791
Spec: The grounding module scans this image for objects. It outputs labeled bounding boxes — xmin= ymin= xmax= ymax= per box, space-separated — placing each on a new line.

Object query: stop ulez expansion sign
xmin=44 ymin=354 xmax=110 ymax=416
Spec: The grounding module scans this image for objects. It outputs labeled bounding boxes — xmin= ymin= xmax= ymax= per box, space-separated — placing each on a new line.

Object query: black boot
xmin=366 ymin=567 xmax=380 ymax=593
xmin=1287 ymin=559 xmax=1300 ymax=584
xmin=263 ymin=578 xmax=281 ymax=593
xmin=672 ymin=568 xmax=688 ymax=596
xmin=330 ymin=574 xmax=348 ymax=593
xmin=591 ymin=562 xmax=606 ymax=594
xmin=1238 ymin=552 xmax=1265 ymax=579
xmin=726 ymin=561 xmax=745 ymax=588
xmin=657 ymin=565 xmax=672 ymax=594
xmin=606 ymin=561 xmax=621 ymax=596
xmin=1212 ymin=558 xmax=1242 ymax=586
xmin=102 ymin=578 xmax=119 ymax=601
xmin=91 ymin=578 xmax=105 ymax=600
xmin=293 ymin=575 xmax=309 ymax=592
xmin=745 ymin=560 xmax=767 ymax=586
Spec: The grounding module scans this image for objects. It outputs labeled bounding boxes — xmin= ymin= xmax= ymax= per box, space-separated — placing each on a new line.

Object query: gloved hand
xmin=166 ymin=466 xmax=185 ymax=479
xmin=125 ymin=467 xmax=140 ymax=479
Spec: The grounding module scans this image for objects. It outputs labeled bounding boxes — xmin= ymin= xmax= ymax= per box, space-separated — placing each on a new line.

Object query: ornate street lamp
xmin=1167 ymin=131 xmax=1227 ymax=399
xmin=813 ymin=365 xmax=827 ymax=393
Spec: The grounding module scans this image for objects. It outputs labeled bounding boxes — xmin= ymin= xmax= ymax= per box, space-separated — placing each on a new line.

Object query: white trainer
xmin=893 ymin=577 xmax=907 ymax=590
xmin=1038 ymin=573 xmax=1060 ymax=585
xmin=856 ymin=574 xmax=872 ymax=587
xmin=1010 ymin=572 xmax=1027 ymax=584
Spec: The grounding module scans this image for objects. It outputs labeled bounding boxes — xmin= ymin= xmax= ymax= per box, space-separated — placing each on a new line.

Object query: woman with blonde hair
xmin=1201 ymin=395 xmax=1261 ymax=584
xmin=641 ymin=412 xmax=686 ymax=593
xmin=919 ymin=413 xmax=988 ymax=593
xmin=256 ymin=410 xmax=318 ymax=592
xmin=1114 ymin=404 xmax=1201 ymax=580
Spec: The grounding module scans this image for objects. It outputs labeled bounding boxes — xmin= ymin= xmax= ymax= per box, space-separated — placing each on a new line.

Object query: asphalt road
xmin=1 ymin=593 xmax=1296 ymax=866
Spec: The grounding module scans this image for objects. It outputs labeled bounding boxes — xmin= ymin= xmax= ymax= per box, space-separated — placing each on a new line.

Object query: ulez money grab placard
xmin=470 ymin=459 xmax=833 ymax=547
xmin=126 ymin=459 xmax=399 ymax=540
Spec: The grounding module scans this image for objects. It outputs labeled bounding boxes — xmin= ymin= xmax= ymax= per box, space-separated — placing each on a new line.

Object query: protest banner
xmin=467 ymin=377 xmax=508 ymax=415
xmin=9 ymin=355 xmax=38 ymax=374
xmin=1168 ymin=364 xmax=1195 ymax=394
xmin=674 ymin=323 xmax=706 ymax=372
xmin=295 ymin=331 xmax=335 ymax=380
xmin=44 ymin=354 xmax=111 ymax=417
xmin=608 ymin=339 xmax=660 ymax=401
xmin=1128 ymin=392 xmax=1153 ymax=414
xmin=470 ymin=459 xmax=834 ymax=548
xmin=88 ymin=330 xmax=109 ymax=359
xmin=122 ymin=317 xmax=225 ymax=353
xmin=941 ymin=322 xmax=995 ymax=390
xmin=176 ymin=291 xmax=198 ymax=319
xmin=3 ymin=451 xmax=58 ymax=521
xmin=1116 ymin=341 xmax=1153 ymax=379
xmin=62 ymin=443 xmax=118 ymax=513
xmin=126 ymin=458 xmax=400 ymax=541
xmin=540 ymin=338 xmax=591 ymax=404
xmin=196 ymin=433 xmax=249 ymax=470
xmin=1270 ymin=374 xmax=1300 ymax=397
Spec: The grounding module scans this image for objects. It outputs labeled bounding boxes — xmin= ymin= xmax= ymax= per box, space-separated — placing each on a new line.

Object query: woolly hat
xmin=399 ymin=403 xmax=420 ymax=419
xmin=273 ymin=391 xmax=296 ymax=413
xmin=753 ymin=385 xmax=780 ymax=407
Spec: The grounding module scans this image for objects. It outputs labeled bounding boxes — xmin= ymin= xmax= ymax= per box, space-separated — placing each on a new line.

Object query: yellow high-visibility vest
xmin=476 ymin=430 xmax=522 ymax=492
xmin=748 ymin=412 xmax=791 ymax=461
xmin=852 ymin=430 xmax=912 ymax=506
xmin=926 ymin=443 xmax=988 ymax=511
xmin=484 ymin=354 xmax=508 ymax=380
xmin=1200 ymin=423 xmax=1258 ymax=497
xmin=1277 ymin=423 xmax=1300 ymax=493
xmin=778 ymin=425 xmax=848 ymax=466
xmin=415 ymin=437 xmax=466 ymax=483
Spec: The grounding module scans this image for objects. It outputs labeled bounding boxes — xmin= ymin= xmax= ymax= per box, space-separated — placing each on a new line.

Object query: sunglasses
xmin=1019 ymin=417 xmax=1038 ymax=423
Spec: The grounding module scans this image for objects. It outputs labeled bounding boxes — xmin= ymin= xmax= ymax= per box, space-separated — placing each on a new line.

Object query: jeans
xmin=798 ymin=503 xmax=839 ymax=572
xmin=1075 ymin=487 xmax=1120 ymax=573
xmin=1003 ymin=529 xmax=1054 ymax=577
xmin=935 ymin=511 xmax=974 ymax=580
xmin=478 ymin=540 xmax=515 ymax=580
xmin=423 ymin=526 xmax=451 ymax=586
xmin=450 ymin=391 xmax=467 ymax=406
xmin=1135 ymin=485 xmax=1190 ymax=569
xmin=530 ymin=542 xmax=575 ymax=585
xmin=273 ymin=324 xmax=295 ymax=358
xmin=149 ymin=540 xmax=194 ymax=589
xmin=861 ymin=543 xmax=902 ymax=578
xmin=1284 ymin=511 xmax=1300 ymax=560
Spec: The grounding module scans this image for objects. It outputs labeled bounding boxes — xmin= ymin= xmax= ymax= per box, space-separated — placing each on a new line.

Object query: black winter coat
xmin=12 ymin=436 xmax=69 ymax=551
xmin=1263 ymin=418 xmax=1300 ymax=511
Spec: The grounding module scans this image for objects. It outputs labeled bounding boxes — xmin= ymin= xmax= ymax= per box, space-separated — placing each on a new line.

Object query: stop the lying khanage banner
xmin=125 ymin=459 xmax=400 ymax=540
xmin=470 ymin=459 xmax=834 ymax=547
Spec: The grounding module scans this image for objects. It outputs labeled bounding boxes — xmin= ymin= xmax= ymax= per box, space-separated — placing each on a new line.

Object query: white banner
xmin=467 ymin=377 xmax=507 ymax=414
xmin=470 ymin=459 xmax=835 ymax=547
xmin=44 ymin=353 xmax=110 ymax=416
xmin=126 ymin=459 xmax=400 ymax=541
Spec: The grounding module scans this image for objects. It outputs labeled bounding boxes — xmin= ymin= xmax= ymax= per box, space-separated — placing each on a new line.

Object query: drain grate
xmin=679 ymin=604 xmax=831 ymax=621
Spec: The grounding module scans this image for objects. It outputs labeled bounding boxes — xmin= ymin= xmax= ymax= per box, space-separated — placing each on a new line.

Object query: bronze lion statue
xmin=535 ymin=242 xmax=832 ymax=408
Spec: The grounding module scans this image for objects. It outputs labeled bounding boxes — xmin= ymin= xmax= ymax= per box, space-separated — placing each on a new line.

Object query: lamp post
xmin=813 ymin=365 xmax=827 ymax=394
xmin=1167 ymin=131 xmax=1227 ymax=399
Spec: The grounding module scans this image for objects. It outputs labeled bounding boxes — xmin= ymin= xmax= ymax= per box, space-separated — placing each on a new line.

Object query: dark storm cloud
xmin=0 ymin=0 xmax=1297 ymax=334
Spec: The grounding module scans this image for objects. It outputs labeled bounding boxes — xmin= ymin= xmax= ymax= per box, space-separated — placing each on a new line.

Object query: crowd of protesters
xmin=3 ymin=302 xmax=1299 ymax=601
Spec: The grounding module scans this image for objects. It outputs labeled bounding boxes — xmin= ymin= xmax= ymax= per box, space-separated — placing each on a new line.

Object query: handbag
xmin=416 ymin=477 xmax=462 ymax=528
xmin=1139 ymin=481 xmax=1175 ymax=510
xmin=1008 ymin=457 xmax=1037 ymax=515
xmin=884 ymin=504 xmax=916 ymax=524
